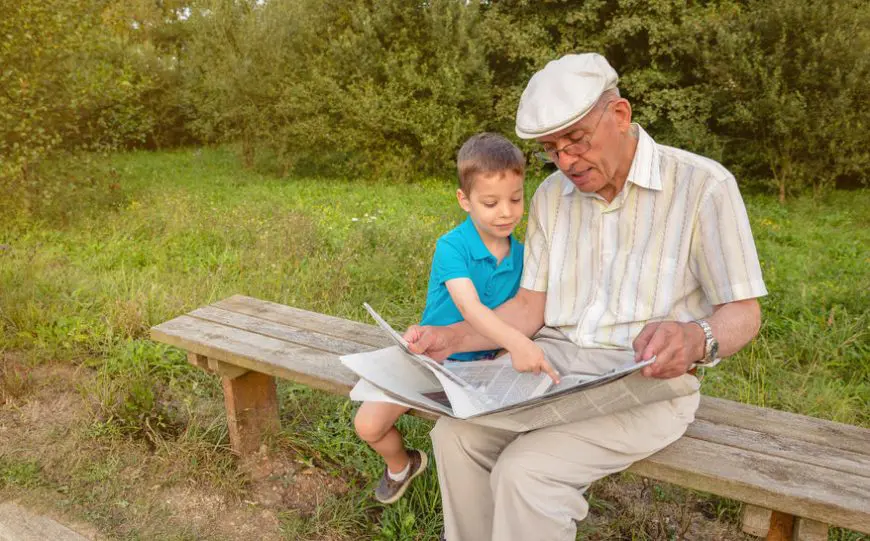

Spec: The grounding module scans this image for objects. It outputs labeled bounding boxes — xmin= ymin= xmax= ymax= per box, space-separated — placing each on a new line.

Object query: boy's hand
xmin=509 ymin=340 xmax=560 ymax=384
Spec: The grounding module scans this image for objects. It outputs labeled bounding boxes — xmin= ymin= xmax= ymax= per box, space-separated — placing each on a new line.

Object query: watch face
xmin=710 ymin=340 xmax=719 ymax=361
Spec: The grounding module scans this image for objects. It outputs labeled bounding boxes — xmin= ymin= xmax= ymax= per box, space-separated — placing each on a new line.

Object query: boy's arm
xmin=445 ymin=278 xmax=558 ymax=382
xmin=445 ymin=278 xmax=532 ymax=353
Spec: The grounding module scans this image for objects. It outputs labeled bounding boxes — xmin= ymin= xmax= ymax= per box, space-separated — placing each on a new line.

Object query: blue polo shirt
xmin=420 ymin=216 xmax=524 ymax=361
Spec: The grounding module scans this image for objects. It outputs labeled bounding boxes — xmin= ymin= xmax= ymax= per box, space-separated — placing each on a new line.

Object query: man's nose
xmin=555 ymin=150 xmax=581 ymax=172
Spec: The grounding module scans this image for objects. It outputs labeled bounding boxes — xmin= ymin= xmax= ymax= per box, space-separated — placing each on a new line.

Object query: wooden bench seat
xmin=150 ymin=295 xmax=870 ymax=541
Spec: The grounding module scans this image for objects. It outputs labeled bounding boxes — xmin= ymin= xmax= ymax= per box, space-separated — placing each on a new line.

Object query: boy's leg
xmin=355 ymin=401 xmax=428 ymax=504
xmin=354 ymin=401 xmax=411 ymax=473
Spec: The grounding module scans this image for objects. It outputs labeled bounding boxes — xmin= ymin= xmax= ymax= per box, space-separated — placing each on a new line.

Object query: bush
xmin=0 ymin=0 xmax=191 ymax=219
xmin=183 ymin=0 xmax=492 ymax=178
xmin=697 ymin=0 xmax=870 ymax=199
xmin=4 ymin=0 xmax=868 ymax=197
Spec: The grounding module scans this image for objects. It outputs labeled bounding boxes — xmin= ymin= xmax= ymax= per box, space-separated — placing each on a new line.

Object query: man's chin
xmin=569 ymin=172 xmax=598 ymax=192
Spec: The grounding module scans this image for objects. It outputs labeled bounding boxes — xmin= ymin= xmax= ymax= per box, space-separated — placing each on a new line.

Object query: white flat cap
xmin=515 ymin=53 xmax=618 ymax=139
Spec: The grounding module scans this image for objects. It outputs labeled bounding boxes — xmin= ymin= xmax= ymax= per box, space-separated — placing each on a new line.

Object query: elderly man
xmin=405 ymin=53 xmax=767 ymax=541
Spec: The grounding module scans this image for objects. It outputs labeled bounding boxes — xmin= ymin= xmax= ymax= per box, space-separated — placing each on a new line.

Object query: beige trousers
xmin=431 ymin=329 xmax=700 ymax=541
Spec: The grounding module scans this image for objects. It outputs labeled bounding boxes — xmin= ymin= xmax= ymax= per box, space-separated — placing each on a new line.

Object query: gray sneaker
xmin=374 ymin=449 xmax=428 ymax=504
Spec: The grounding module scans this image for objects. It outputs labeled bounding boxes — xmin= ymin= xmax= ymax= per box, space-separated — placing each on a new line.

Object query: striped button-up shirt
xmin=521 ymin=124 xmax=767 ymax=349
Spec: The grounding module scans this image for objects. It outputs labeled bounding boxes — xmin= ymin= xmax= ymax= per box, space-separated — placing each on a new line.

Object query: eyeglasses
xmin=538 ymin=101 xmax=613 ymax=163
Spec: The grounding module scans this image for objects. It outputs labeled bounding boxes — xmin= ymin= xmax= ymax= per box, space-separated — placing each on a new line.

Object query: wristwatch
xmin=691 ymin=319 xmax=719 ymax=366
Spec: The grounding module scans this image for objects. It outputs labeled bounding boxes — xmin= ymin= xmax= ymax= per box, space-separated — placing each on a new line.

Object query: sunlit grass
xmin=1 ymin=148 xmax=867 ymax=539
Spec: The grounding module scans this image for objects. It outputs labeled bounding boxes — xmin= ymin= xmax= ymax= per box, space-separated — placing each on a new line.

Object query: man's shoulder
xmin=657 ymin=143 xmax=733 ymax=185
xmin=531 ymin=171 xmax=571 ymax=201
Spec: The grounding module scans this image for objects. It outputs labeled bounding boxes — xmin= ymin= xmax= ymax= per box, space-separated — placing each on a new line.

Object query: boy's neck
xmin=475 ymin=224 xmax=512 ymax=263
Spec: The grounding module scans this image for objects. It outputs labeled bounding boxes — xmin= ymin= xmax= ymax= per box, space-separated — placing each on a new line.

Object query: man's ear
xmin=612 ymin=98 xmax=633 ymax=132
xmin=457 ymin=188 xmax=472 ymax=212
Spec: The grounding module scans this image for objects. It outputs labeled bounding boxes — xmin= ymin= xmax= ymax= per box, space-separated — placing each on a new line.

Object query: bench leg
xmin=221 ymin=371 xmax=279 ymax=456
xmin=742 ymin=505 xmax=772 ymax=537
xmin=793 ymin=518 xmax=828 ymax=541
xmin=766 ymin=511 xmax=794 ymax=541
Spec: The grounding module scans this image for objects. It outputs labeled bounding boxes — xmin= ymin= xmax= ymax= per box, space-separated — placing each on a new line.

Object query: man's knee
xmin=490 ymin=450 xmax=591 ymax=526
xmin=490 ymin=450 xmax=536 ymax=496
xmin=429 ymin=416 xmax=465 ymax=451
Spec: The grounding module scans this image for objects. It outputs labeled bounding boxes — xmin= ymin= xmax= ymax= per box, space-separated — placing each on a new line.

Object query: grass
xmin=0 ymin=148 xmax=868 ymax=540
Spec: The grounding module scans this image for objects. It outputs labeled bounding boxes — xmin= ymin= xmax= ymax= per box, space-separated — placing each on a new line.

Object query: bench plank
xmin=190 ymin=305 xmax=369 ymax=355
xmin=697 ymin=396 xmax=869 ymax=456
xmin=629 ymin=436 xmax=870 ymax=533
xmin=151 ymin=315 xmax=358 ymax=394
xmin=685 ymin=419 xmax=870 ymax=478
xmin=214 ymin=295 xmax=391 ymax=349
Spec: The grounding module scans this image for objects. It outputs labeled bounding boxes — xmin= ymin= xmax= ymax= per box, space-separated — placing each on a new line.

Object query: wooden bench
xmin=150 ymin=295 xmax=870 ymax=541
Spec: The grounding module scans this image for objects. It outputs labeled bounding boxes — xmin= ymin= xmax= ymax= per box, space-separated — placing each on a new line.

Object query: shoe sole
xmin=376 ymin=450 xmax=429 ymax=505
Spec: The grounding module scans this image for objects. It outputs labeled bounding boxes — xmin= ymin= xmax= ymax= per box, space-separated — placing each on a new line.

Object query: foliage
xmin=0 ymin=0 xmax=191 ymax=219
xmin=696 ymin=0 xmax=870 ymax=199
xmin=4 ymin=0 xmax=869 ymax=196
xmin=480 ymin=0 xmax=870 ymax=195
xmin=183 ymin=0 xmax=492 ymax=178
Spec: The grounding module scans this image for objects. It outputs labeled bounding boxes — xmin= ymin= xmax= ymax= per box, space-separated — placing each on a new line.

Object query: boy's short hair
xmin=457 ymin=133 xmax=525 ymax=194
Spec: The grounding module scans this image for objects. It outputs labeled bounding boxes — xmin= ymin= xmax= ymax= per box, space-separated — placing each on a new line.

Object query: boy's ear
xmin=456 ymin=188 xmax=472 ymax=212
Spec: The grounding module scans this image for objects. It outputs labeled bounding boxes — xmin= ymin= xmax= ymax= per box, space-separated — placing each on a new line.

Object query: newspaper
xmin=343 ymin=304 xmax=663 ymax=422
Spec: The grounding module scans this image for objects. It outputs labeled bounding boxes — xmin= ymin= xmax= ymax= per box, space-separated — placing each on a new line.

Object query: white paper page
xmin=427 ymin=370 xmax=490 ymax=418
xmin=465 ymin=357 xmax=657 ymax=418
xmin=340 ymin=346 xmax=454 ymax=416
xmin=363 ymin=303 xmax=472 ymax=389
xmin=349 ymin=378 xmax=417 ymax=408
xmin=445 ymin=356 xmax=553 ymax=407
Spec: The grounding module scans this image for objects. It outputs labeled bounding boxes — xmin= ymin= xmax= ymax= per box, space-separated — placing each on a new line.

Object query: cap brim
xmin=515 ymin=103 xmax=596 ymax=140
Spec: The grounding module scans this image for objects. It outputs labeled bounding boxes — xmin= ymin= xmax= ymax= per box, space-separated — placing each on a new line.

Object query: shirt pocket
xmin=616 ymin=254 xmax=679 ymax=322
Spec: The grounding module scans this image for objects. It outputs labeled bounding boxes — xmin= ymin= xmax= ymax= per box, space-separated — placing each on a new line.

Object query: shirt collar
xmin=560 ymin=123 xmax=662 ymax=197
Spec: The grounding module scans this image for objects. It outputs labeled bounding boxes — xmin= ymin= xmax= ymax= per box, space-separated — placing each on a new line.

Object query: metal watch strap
xmin=692 ymin=319 xmax=716 ymax=365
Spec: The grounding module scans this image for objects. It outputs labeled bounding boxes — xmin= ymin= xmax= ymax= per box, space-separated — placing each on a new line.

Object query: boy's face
xmin=457 ymin=170 xmax=524 ymax=244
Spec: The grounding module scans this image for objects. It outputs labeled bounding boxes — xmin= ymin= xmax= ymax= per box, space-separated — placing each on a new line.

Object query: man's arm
xmin=633 ymin=297 xmax=762 ymax=379
xmin=404 ymin=287 xmax=546 ymax=360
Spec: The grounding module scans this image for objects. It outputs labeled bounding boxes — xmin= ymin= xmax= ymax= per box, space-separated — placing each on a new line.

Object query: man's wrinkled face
xmin=536 ymin=100 xmax=624 ymax=196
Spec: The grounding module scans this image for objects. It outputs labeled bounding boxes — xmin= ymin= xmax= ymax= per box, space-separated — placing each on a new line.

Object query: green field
xmin=1 ymin=149 xmax=867 ymax=540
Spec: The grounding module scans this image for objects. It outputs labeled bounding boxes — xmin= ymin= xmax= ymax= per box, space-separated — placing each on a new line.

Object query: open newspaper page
xmin=466 ymin=368 xmax=700 ymax=432
xmin=341 ymin=343 xmax=662 ymax=426
xmin=346 ymin=304 xmax=656 ymax=417
xmin=342 ymin=346 xmax=456 ymax=416
xmin=361 ymin=304 xmax=553 ymax=413
xmin=443 ymin=356 xmax=552 ymax=408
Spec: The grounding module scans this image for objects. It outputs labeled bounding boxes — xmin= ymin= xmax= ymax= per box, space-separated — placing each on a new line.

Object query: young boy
xmin=353 ymin=132 xmax=548 ymax=504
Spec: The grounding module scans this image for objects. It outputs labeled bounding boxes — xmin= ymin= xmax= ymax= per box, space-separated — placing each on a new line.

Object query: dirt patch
xmin=0 ymin=356 xmax=352 ymax=541
xmin=583 ymin=474 xmax=752 ymax=540
xmin=242 ymin=445 xmax=350 ymax=513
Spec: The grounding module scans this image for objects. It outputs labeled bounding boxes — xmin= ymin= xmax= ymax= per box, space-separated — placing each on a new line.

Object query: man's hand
xmin=509 ymin=340 xmax=560 ymax=384
xmin=403 ymin=325 xmax=456 ymax=362
xmin=632 ymin=321 xmax=704 ymax=379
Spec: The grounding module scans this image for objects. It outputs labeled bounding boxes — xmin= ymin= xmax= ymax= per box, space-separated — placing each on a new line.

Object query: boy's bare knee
xmin=354 ymin=404 xmax=396 ymax=443
xmin=354 ymin=409 xmax=380 ymax=442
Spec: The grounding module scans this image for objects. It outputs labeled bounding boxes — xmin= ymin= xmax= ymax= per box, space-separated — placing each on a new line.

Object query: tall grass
xmin=1 ymin=148 xmax=867 ymax=539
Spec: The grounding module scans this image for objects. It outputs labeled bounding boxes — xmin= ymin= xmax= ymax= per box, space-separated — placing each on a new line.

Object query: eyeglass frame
xmin=536 ymin=100 xmax=614 ymax=163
